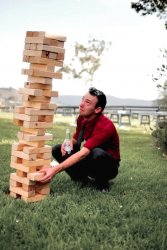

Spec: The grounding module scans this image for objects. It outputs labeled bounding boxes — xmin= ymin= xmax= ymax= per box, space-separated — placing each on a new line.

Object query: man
xmin=39 ymin=87 xmax=120 ymax=191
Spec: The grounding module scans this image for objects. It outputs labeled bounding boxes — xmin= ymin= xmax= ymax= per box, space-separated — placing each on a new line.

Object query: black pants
xmin=52 ymin=144 xmax=119 ymax=182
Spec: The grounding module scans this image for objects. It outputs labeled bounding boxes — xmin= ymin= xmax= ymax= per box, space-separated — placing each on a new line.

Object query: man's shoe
xmin=93 ymin=179 xmax=110 ymax=192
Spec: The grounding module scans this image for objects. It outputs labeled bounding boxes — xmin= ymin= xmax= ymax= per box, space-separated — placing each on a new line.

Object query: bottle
xmin=64 ymin=128 xmax=71 ymax=154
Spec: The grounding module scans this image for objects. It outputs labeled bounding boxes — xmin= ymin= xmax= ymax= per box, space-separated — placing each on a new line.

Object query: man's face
xmin=79 ymin=92 xmax=101 ymax=119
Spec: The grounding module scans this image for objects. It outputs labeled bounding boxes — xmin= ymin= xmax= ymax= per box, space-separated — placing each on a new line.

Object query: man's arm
xmin=38 ymin=147 xmax=90 ymax=183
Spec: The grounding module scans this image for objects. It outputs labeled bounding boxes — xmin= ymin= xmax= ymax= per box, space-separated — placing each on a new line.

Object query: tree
xmin=62 ymin=38 xmax=112 ymax=86
xmin=131 ymin=0 xmax=167 ymax=28
xmin=152 ymin=49 xmax=167 ymax=110
xmin=131 ymin=1 xmax=167 ymax=155
xmin=151 ymin=49 xmax=167 ymax=156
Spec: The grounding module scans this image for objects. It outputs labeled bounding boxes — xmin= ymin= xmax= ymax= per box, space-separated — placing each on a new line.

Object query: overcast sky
xmin=0 ymin=0 xmax=166 ymax=100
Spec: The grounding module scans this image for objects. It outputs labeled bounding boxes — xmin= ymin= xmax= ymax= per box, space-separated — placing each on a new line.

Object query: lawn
xmin=0 ymin=113 xmax=166 ymax=250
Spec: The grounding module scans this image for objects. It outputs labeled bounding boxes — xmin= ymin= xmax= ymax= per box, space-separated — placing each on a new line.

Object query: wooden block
xmin=22 ymin=95 xmax=51 ymax=103
xmin=10 ymin=155 xmax=36 ymax=173
xmin=16 ymin=170 xmax=27 ymax=177
xmin=35 ymin=165 xmax=48 ymax=171
xmin=29 ymin=63 xmax=55 ymax=72
xmin=10 ymin=161 xmax=36 ymax=173
xmin=50 ymin=39 xmax=64 ymax=48
xmin=23 ymin=56 xmax=63 ymax=67
xmin=23 ymin=133 xmax=53 ymax=142
xmin=19 ymin=87 xmax=43 ymax=96
xmin=23 ymin=121 xmax=53 ymax=129
xmin=23 ymin=49 xmax=42 ymax=57
xmin=32 ymin=31 xmax=46 ymax=37
xmin=30 ymin=43 xmax=37 ymax=50
xmin=23 ymin=145 xmax=52 ymax=154
xmin=22 ymin=159 xmax=50 ymax=167
xmin=24 ymin=82 xmax=52 ymax=90
xmin=10 ymin=179 xmax=22 ymax=188
xmin=13 ymin=119 xmax=23 ymax=126
xmin=43 ymin=90 xmax=58 ymax=97
xmin=11 ymin=149 xmax=36 ymax=161
xmin=19 ymin=139 xmax=45 ymax=148
xmin=22 ymin=68 xmax=33 ymax=76
xmin=21 ymin=127 xmax=45 ymax=136
xmin=10 ymin=191 xmax=20 ymax=198
xmin=23 ymin=49 xmax=51 ymax=58
xmin=38 ymin=152 xmax=51 ymax=160
xmin=25 ymin=33 xmax=66 ymax=42
xmin=36 ymin=186 xmax=50 ymax=195
xmin=12 ymin=143 xmax=24 ymax=151
xmin=13 ymin=113 xmax=38 ymax=122
xmin=23 ymin=55 xmax=31 ymax=62
xmin=22 ymin=183 xmax=36 ymax=192
xmin=42 ymin=115 xmax=53 ymax=123
xmin=17 ymin=131 xmax=24 ymax=140
xmin=24 ymin=108 xmax=54 ymax=116
xmin=38 ymin=115 xmax=54 ymax=122
xmin=17 ymin=132 xmax=51 ymax=143
xmin=36 ymin=44 xmax=65 ymax=54
xmin=47 ymin=65 xmax=55 ymax=72
xmin=26 ymin=31 xmax=33 ymax=37
xmin=48 ymin=52 xmax=57 ymax=60
xmin=27 ymin=76 xmax=52 ymax=84
xmin=10 ymin=173 xmax=35 ymax=185
xmin=24 ymin=43 xmax=31 ymax=50
xmin=11 ymin=155 xmax=22 ymax=164
xmin=45 ymin=33 xmax=66 ymax=42
xmin=21 ymin=193 xmax=47 ymax=202
xmin=23 ymin=101 xmax=56 ymax=110
xmin=21 ymin=94 xmax=30 ymax=102
xmin=25 ymin=37 xmax=50 ymax=44
xmin=27 ymin=172 xmax=45 ymax=181
xmin=14 ymin=106 xmax=25 ymax=114
xmin=42 ymin=50 xmax=53 ymax=59
xmin=10 ymin=186 xmax=35 ymax=198
xmin=22 ymin=68 xmax=62 ymax=79
xmin=56 ymin=53 xmax=65 ymax=61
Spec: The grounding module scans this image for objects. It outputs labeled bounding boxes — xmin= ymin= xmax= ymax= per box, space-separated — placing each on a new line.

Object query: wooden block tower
xmin=9 ymin=31 xmax=66 ymax=202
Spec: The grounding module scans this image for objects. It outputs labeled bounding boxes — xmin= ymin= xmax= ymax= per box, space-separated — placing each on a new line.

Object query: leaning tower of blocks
xmin=9 ymin=31 xmax=66 ymax=202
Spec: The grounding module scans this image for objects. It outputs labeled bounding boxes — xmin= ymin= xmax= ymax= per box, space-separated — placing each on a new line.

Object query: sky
xmin=0 ymin=0 xmax=167 ymax=100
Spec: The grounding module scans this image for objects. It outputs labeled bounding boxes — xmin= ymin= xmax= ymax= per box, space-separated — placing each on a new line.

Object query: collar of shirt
xmin=82 ymin=114 xmax=102 ymax=127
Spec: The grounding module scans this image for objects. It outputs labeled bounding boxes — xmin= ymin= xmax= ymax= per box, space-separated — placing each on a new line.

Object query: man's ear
xmin=95 ymin=107 xmax=102 ymax=114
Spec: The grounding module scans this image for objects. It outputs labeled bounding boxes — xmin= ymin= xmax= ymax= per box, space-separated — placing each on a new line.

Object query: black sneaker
xmin=93 ymin=179 xmax=110 ymax=192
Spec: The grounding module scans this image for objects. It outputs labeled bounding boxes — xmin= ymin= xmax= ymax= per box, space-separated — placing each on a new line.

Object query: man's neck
xmin=83 ymin=113 xmax=100 ymax=122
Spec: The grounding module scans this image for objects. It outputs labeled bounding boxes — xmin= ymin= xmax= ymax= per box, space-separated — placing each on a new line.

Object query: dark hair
xmin=89 ymin=87 xmax=107 ymax=112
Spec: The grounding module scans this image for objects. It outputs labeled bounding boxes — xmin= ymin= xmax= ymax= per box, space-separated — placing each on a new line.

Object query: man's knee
xmin=91 ymin=148 xmax=107 ymax=160
xmin=52 ymin=144 xmax=61 ymax=159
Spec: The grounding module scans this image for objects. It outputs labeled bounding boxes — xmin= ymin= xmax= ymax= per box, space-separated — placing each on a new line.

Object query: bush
xmin=152 ymin=121 xmax=167 ymax=154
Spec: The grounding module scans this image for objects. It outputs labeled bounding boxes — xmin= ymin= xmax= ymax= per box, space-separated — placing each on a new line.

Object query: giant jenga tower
xmin=9 ymin=31 xmax=66 ymax=202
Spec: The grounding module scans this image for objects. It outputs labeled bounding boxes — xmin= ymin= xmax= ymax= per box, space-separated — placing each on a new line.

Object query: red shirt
xmin=73 ymin=114 xmax=120 ymax=160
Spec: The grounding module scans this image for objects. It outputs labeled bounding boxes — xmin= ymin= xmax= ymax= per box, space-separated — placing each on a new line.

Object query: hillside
xmin=0 ymin=88 xmax=154 ymax=107
xmin=53 ymin=95 xmax=154 ymax=107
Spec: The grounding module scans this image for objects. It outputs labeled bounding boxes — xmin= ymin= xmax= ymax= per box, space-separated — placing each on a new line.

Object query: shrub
xmin=152 ymin=121 xmax=167 ymax=154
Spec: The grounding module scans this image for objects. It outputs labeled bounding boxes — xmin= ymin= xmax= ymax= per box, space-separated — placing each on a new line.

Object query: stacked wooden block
xmin=9 ymin=31 xmax=66 ymax=202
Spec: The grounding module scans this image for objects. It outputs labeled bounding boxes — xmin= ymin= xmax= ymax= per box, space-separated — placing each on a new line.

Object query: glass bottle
xmin=64 ymin=128 xmax=71 ymax=154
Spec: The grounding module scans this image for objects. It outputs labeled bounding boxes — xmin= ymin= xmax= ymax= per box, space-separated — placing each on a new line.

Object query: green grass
xmin=0 ymin=115 xmax=166 ymax=250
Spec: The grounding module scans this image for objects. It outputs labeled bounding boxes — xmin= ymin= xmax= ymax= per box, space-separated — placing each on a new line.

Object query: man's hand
xmin=61 ymin=140 xmax=73 ymax=156
xmin=38 ymin=167 xmax=57 ymax=183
